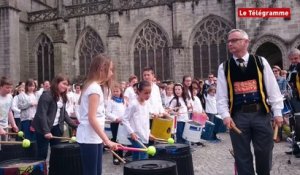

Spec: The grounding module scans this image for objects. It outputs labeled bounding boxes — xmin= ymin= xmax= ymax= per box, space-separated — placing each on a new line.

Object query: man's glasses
xmin=227 ymin=38 xmax=245 ymax=44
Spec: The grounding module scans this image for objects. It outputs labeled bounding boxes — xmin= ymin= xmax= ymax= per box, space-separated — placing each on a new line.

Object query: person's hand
xmin=105 ymin=140 xmax=122 ymax=151
xmin=0 ymin=127 xmax=7 ymax=135
xmin=274 ymin=116 xmax=283 ymax=127
xmin=12 ymin=125 xmax=19 ymax=132
xmin=149 ymin=134 xmax=156 ymax=141
xmin=223 ymin=117 xmax=235 ymax=129
xmin=130 ymin=133 xmax=138 ymax=141
xmin=44 ymin=133 xmax=53 ymax=139
xmin=115 ymin=118 xmax=122 ymax=123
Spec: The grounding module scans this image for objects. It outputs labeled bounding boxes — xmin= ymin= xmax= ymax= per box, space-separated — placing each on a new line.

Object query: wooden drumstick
xmin=135 ymin=139 xmax=147 ymax=149
xmin=273 ymin=124 xmax=278 ymax=141
xmin=0 ymin=141 xmax=23 ymax=144
xmin=51 ymin=136 xmax=72 ymax=140
xmin=231 ymin=125 xmax=242 ymax=134
xmin=110 ymin=150 xmax=126 ymax=164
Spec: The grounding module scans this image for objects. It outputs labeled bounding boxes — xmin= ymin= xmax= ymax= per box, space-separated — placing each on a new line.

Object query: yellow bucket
xmin=151 ymin=117 xmax=173 ymax=140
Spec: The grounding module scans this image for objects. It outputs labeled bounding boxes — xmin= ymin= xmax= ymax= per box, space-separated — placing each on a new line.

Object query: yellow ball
xmin=22 ymin=139 xmax=31 ymax=148
xmin=17 ymin=131 xmax=24 ymax=138
xmin=70 ymin=136 xmax=77 ymax=143
xmin=147 ymin=146 xmax=156 ymax=156
xmin=167 ymin=138 xmax=175 ymax=144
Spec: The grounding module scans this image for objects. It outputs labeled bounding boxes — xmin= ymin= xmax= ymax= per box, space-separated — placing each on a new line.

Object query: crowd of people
xmin=0 ymin=29 xmax=300 ymax=175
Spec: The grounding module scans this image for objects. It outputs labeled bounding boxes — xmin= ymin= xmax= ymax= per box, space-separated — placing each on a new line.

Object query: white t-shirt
xmin=122 ymin=99 xmax=151 ymax=144
xmin=205 ymin=94 xmax=217 ymax=114
xmin=149 ymin=84 xmax=164 ymax=114
xmin=169 ymin=97 xmax=191 ymax=122
xmin=192 ymin=96 xmax=204 ymax=113
xmin=77 ymin=82 xmax=106 ymax=144
xmin=124 ymin=87 xmax=136 ymax=105
xmin=163 ymin=95 xmax=174 ymax=108
xmin=53 ymin=97 xmax=63 ymax=126
xmin=0 ymin=94 xmax=13 ymax=127
xmin=105 ymin=99 xmax=126 ymax=121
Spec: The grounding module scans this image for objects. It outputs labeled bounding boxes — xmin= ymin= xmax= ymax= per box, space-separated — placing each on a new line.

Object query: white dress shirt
xmin=216 ymin=52 xmax=283 ymax=119
xmin=149 ymin=83 xmax=164 ymax=114
xmin=122 ymin=99 xmax=151 ymax=143
xmin=105 ymin=99 xmax=126 ymax=121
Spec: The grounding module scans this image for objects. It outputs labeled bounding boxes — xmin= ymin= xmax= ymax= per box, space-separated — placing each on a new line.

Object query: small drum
xmin=201 ymin=121 xmax=215 ymax=140
xmin=182 ymin=121 xmax=202 ymax=143
xmin=0 ymin=159 xmax=47 ymax=175
xmin=151 ymin=118 xmax=173 ymax=140
xmin=117 ymin=124 xmax=131 ymax=145
xmin=191 ymin=113 xmax=207 ymax=125
xmin=282 ymin=100 xmax=292 ymax=115
xmin=104 ymin=123 xmax=112 ymax=139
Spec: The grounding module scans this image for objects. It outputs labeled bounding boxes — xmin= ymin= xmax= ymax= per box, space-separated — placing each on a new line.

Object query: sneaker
xmin=113 ymin=159 xmax=120 ymax=165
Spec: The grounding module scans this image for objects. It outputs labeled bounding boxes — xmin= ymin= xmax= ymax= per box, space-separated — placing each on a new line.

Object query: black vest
xmin=224 ymin=55 xmax=270 ymax=114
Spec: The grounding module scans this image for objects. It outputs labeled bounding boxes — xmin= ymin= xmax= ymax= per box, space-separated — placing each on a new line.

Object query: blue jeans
xmin=21 ymin=120 xmax=36 ymax=141
xmin=36 ymin=125 xmax=62 ymax=159
xmin=79 ymin=143 xmax=103 ymax=175
xmin=176 ymin=121 xmax=186 ymax=143
xmin=129 ymin=138 xmax=148 ymax=161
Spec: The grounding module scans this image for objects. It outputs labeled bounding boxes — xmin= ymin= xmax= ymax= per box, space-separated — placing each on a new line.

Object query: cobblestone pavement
xmin=102 ymin=133 xmax=300 ymax=175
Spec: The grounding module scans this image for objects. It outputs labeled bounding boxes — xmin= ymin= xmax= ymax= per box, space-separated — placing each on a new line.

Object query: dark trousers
xmin=290 ymin=98 xmax=300 ymax=141
xmin=79 ymin=143 xmax=103 ymax=175
xmin=231 ymin=111 xmax=273 ymax=175
xmin=21 ymin=120 xmax=36 ymax=141
xmin=36 ymin=125 xmax=62 ymax=159
xmin=207 ymin=113 xmax=218 ymax=140
xmin=14 ymin=118 xmax=21 ymax=141
xmin=110 ymin=123 xmax=123 ymax=159
xmin=129 ymin=138 xmax=148 ymax=161
xmin=176 ymin=121 xmax=186 ymax=143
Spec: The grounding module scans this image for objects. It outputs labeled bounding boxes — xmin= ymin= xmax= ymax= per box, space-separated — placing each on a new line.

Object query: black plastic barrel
xmin=0 ymin=141 xmax=37 ymax=162
xmin=49 ymin=143 xmax=82 ymax=175
xmin=0 ymin=158 xmax=46 ymax=175
xmin=152 ymin=144 xmax=194 ymax=175
xmin=124 ymin=159 xmax=178 ymax=175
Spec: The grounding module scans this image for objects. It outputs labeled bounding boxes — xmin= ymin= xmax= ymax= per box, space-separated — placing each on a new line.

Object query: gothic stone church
xmin=1 ymin=0 xmax=300 ymax=84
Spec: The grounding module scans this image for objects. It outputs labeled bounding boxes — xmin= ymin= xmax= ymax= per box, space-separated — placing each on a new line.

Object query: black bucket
xmin=49 ymin=143 xmax=82 ymax=175
xmin=0 ymin=141 xmax=37 ymax=162
xmin=0 ymin=158 xmax=46 ymax=175
xmin=152 ymin=143 xmax=194 ymax=175
xmin=124 ymin=159 xmax=178 ymax=175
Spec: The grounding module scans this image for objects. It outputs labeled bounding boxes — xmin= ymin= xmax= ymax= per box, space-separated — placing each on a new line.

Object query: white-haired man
xmin=216 ymin=29 xmax=283 ymax=175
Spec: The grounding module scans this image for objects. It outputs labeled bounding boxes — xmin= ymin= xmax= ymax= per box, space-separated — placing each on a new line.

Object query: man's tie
xmin=237 ymin=58 xmax=246 ymax=72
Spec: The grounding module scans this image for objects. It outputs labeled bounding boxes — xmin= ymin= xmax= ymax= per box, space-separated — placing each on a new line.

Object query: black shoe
xmin=124 ymin=151 xmax=132 ymax=157
xmin=196 ymin=142 xmax=205 ymax=147
xmin=113 ymin=159 xmax=120 ymax=165
xmin=285 ymin=150 xmax=300 ymax=155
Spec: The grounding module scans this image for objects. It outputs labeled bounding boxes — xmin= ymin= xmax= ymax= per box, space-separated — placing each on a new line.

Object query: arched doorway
xmin=255 ymin=42 xmax=282 ymax=67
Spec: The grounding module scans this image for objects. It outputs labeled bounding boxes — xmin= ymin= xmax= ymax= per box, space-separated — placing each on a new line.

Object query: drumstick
xmin=0 ymin=141 xmax=23 ymax=144
xmin=135 ymin=139 xmax=147 ymax=149
xmin=117 ymin=146 xmax=147 ymax=152
xmin=110 ymin=150 xmax=126 ymax=164
xmin=273 ymin=124 xmax=278 ymax=141
xmin=231 ymin=125 xmax=242 ymax=134
xmin=51 ymin=136 xmax=72 ymax=140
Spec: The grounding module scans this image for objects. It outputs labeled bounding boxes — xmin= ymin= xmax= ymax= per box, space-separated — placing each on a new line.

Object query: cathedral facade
xmin=1 ymin=0 xmax=300 ymax=84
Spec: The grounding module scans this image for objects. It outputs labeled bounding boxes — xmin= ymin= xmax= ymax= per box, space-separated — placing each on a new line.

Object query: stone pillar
xmin=0 ymin=0 xmax=20 ymax=84
xmin=107 ymin=11 xmax=123 ymax=81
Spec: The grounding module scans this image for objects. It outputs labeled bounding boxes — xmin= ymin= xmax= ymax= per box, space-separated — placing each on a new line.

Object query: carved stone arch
xmin=35 ymin=33 xmax=54 ymax=84
xmin=189 ymin=15 xmax=233 ymax=78
xmin=251 ymin=34 xmax=287 ymax=68
xmin=130 ymin=19 xmax=171 ymax=80
xmin=291 ymin=34 xmax=300 ymax=50
xmin=75 ymin=26 xmax=105 ymax=76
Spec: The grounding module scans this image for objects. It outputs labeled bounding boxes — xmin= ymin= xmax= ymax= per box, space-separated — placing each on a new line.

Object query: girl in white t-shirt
xmin=122 ymin=80 xmax=153 ymax=160
xmin=18 ymin=79 xmax=38 ymax=141
xmin=77 ymin=54 xmax=120 ymax=175
xmin=163 ymin=83 xmax=174 ymax=108
xmin=106 ymin=83 xmax=126 ymax=165
xmin=169 ymin=83 xmax=192 ymax=143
